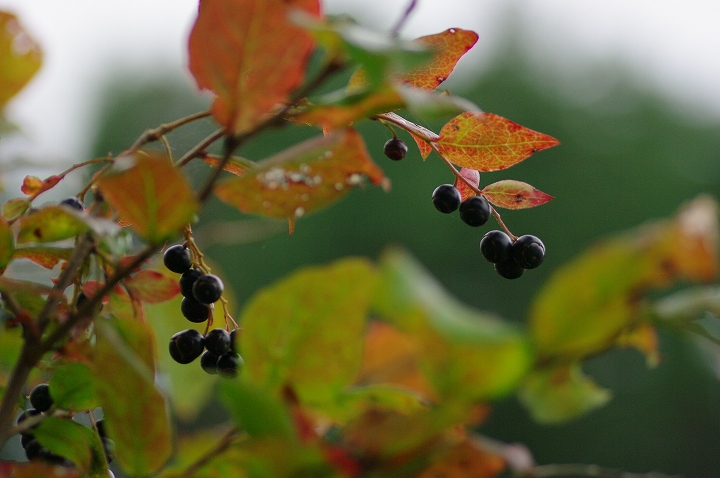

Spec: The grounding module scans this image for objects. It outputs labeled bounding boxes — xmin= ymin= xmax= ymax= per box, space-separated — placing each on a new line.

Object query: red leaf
xmin=481 ymin=180 xmax=553 ymax=210
xmin=214 ymin=128 xmax=386 ymax=225
xmin=20 ymin=175 xmax=60 ymax=197
xmin=401 ymin=28 xmax=478 ymax=91
xmin=410 ymin=132 xmax=432 ymax=159
xmin=125 ymin=270 xmax=180 ymax=303
xmin=454 ymin=168 xmax=480 ymax=202
xmin=201 ymin=153 xmax=255 ymax=176
xmin=436 ymin=112 xmax=560 ymax=171
xmin=12 ymin=247 xmax=72 ymax=269
xmin=188 ymin=0 xmax=321 ymax=135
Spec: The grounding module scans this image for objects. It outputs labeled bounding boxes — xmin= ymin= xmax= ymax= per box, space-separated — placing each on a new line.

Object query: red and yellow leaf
xmin=12 ymin=246 xmax=72 ymax=269
xmin=125 ymin=270 xmax=180 ymax=303
xmin=0 ymin=11 xmax=42 ymax=110
xmin=401 ymin=28 xmax=478 ymax=91
xmin=214 ymin=128 xmax=386 ymax=224
xmin=418 ymin=440 xmax=506 ymax=478
xmin=188 ymin=0 xmax=321 ymax=135
xmin=481 ymin=180 xmax=553 ymax=210
xmin=436 ymin=112 xmax=560 ymax=171
xmin=95 ymin=152 xmax=199 ymax=244
xmin=20 ymin=175 xmax=60 ymax=197
xmin=410 ymin=132 xmax=432 ymax=159
xmin=2 ymin=197 xmax=30 ymax=220
xmin=454 ymin=168 xmax=480 ymax=202
xmin=201 ymin=153 xmax=255 ymax=176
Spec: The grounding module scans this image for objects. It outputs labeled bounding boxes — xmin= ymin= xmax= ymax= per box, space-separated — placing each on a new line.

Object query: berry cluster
xmin=18 ymin=383 xmax=114 ymax=467
xmin=163 ymin=244 xmax=243 ymax=378
xmin=432 ymin=184 xmax=491 ymax=227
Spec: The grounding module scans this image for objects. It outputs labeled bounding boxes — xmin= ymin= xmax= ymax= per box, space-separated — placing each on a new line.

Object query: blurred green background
xmin=88 ymin=38 xmax=720 ymax=477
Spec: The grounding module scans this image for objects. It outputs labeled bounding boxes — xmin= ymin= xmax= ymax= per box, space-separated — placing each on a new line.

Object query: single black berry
xmin=29 ymin=383 xmax=53 ymax=412
xmin=60 ymin=197 xmax=84 ymax=211
xmin=181 ymin=297 xmax=211 ymax=323
xmin=480 ymin=230 xmax=513 ymax=263
xmin=169 ymin=329 xmax=204 ymax=364
xmin=512 ymin=235 xmax=545 ymax=269
xmin=163 ymin=245 xmax=192 ymax=274
xmin=432 ymin=184 xmax=461 ymax=214
xmin=21 ymin=433 xmax=35 ymax=449
xmin=383 ymin=138 xmax=407 ymax=161
xmin=459 ymin=196 xmax=491 ymax=227
xmin=200 ymin=351 xmax=219 ymax=375
xmin=179 ymin=268 xmax=203 ymax=298
xmin=102 ymin=436 xmax=115 ymax=463
xmin=16 ymin=408 xmax=41 ymax=428
xmin=217 ymin=352 xmax=243 ymax=379
xmin=494 ymin=258 xmax=525 ymax=279
xmin=192 ymin=274 xmax=224 ymax=304
xmin=24 ymin=438 xmax=43 ymax=460
xmin=230 ymin=329 xmax=239 ymax=353
xmin=205 ymin=328 xmax=231 ymax=356
xmin=96 ymin=419 xmax=107 ymax=438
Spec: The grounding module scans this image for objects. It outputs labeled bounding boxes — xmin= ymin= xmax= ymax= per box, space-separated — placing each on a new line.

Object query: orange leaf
xmin=0 ymin=11 xmax=42 ymax=110
xmin=436 ymin=112 xmax=560 ymax=171
xmin=481 ymin=180 xmax=553 ymax=210
xmin=213 ymin=128 xmax=386 ymax=224
xmin=188 ymin=0 xmax=321 ymax=135
xmin=201 ymin=153 xmax=255 ymax=176
xmin=20 ymin=175 xmax=60 ymax=197
xmin=125 ymin=270 xmax=180 ymax=304
xmin=410 ymin=132 xmax=432 ymax=159
xmin=95 ymin=152 xmax=198 ymax=244
xmin=401 ymin=28 xmax=478 ymax=91
xmin=418 ymin=440 xmax=506 ymax=478
xmin=454 ymin=168 xmax=480 ymax=202
xmin=12 ymin=247 xmax=72 ymax=269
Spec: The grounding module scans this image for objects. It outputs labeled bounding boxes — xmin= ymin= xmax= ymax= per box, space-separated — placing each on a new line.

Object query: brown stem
xmin=390 ymin=0 xmax=418 ymax=38
xmin=179 ymin=428 xmax=242 ymax=477
xmin=175 ymin=128 xmax=225 ymax=168
xmin=375 ymin=112 xmax=440 ymax=142
xmin=126 ymin=110 xmax=211 ymax=153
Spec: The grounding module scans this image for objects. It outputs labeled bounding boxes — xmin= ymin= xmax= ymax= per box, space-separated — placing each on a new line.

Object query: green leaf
xmin=49 ymin=362 xmax=98 ymax=411
xmin=96 ymin=151 xmax=199 ymax=244
xmin=219 ymin=378 xmax=295 ymax=438
xmin=373 ymin=248 xmax=532 ymax=401
xmin=91 ymin=319 xmax=172 ymax=476
xmin=0 ymin=277 xmax=55 ymax=317
xmin=33 ymin=416 xmax=107 ymax=476
xmin=2 ymin=197 xmax=31 ymax=220
xmin=17 ymin=206 xmax=88 ymax=244
xmin=0 ymin=217 xmax=13 ymax=271
xmin=517 ymin=363 xmax=612 ymax=424
xmin=0 ymin=327 xmax=23 ymax=386
xmin=0 ymin=12 xmax=42 ymax=110
xmin=240 ymin=257 xmax=378 ymax=411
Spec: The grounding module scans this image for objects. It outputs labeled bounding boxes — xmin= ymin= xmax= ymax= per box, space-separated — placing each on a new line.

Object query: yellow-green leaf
xmin=0 ymin=217 xmax=13 ymax=271
xmin=0 ymin=11 xmax=42 ymax=110
xmin=481 ymin=179 xmax=553 ymax=210
xmin=17 ymin=206 xmax=88 ymax=244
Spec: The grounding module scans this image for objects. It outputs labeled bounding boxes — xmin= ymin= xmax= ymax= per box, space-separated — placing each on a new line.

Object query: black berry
xmin=432 ymin=184 xmax=461 ymax=214
xmin=163 ymin=245 xmax=192 ymax=274
xmin=29 ymin=383 xmax=53 ymax=412
xmin=96 ymin=419 xmax=107 ymax=438
xmin=230 ymin=329 xmax=239 ymax=353
xmin=512 ymin=235 xmax=545 ymax=269
xmin=179 ymin=268 xmax=203 ymax=298
xmin=459 ymin=196 xmax=491 ymax=227
xmin=217 ymin=352 xmax=243 ymax=379
xmin=169 ymin=329 xmax=204 ymax=364
xmin=383 ymin=138 xmax=407 ymax=161
xmin=181 ymin=297 xmax=210 ymax=323
xmin=21 ymin=433 xmax=35 ymax=449
xmin=192 ymin=274 xmax=224 ymax=304
xmin=200 ymin=351 xmax=219 ymax=375
xmin=494 ymin=258 xmax=525 ymax=279
xmin=480 ymin=230 xmax=513 ymax=263
xmin=60 ymin=197 xmax=84 ymax=211
xmin=16 ymin=408 xmax=41 ymax=428
xmin=24 ymin=438 xmax=43 ymax=460
xmin=102 ymin=437 xmax=115 ymax=463
xmin=205 ymin=328 xmax=231 ymax=356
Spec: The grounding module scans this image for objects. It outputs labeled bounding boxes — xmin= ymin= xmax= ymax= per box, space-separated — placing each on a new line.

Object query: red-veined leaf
xmin=0 ymin=217 xmax=13 ymax=271
xmin=454 ymin=167 xmax=480 ymax=202
xmin=214 ymin=128 xmax=386 ymax=227
xmin=400 ymin=28 xmax=479 ymax=91
xmin=95 ymin=152 xmax=199 ymax=244
xmin=125 ymin=270 xmax=180 ymax=303
xmin=0 ymin=11 xmax=42 ymax=110
xmin=201 ymin=153 xmax=256 ymax=176
xmin=12 ymin=246 xmax=72 ymax=269
xmin=188 ymin=0 xmax=321 ymax=135
xmin=436 ymin=112 xmax=560 ymax=171
xmin=410 ymin=132 xmax=432 ymax=159
xmin=481 ymin=179 xmax=553 ymax=209
xmin=20 ymin=175 xmax=60 ymax=197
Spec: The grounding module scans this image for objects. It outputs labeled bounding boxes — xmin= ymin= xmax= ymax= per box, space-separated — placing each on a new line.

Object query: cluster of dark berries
xmin=480 ymin=230 xmax=545 ymax=279
xmin=18 ymin=383 xmax=114 ymax=467
xmin=163 ymin=244 xmax=243 ymax=378
xmin=383 ymin=138 xmax=408 ymax=161
xmin=432 ymin=184 xmax=491 ymax=227
xmin=59 ymin=197 xmax=84 ymax=211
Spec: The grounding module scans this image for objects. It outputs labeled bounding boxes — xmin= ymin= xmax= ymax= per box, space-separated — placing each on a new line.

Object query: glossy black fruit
xmin=169 ymin=329 xmax=204 ymax=364
xmin=383 ymin=138 xmax=407 ymax=161
xmin=200 ymin=351 xmax=219 ymax=375
xmin=494 ymin=258 xmax=525 ymax=279
xmin=459 ymin=196 xmax=491 ymax=227
xmin=230 ymin=329 xmax=239 ymax=353
xmin=96 ymin=419 xmax=107 ymax=438
xmin=217 ymin=352 xmax=244 ymax=379
xmin=181 ymin=297 xmax=210 ymax=323
xmin=60 ymin=197 xmax=84 ymax=211
xmin=21 ymin=433 xmax=35 ymax=449
xmin=29 ymin=383 xmax=53 ymax=412
xmin=16 ymin=408 xmax=41 ymax=428
xmin=512 ymin=235 xmax=545 ymax=269
xmin=432 ymin=184 xmax=461 ymax=214
xmin=163 ymin=245 xmax=192 ymax=273
xmin=179 ymin=268 xmax=203 ymax=298
xmin=192 ymin=274 xmax=224 ymax=304
xmin=24 ymin=438 xmax=43 ymax=460
xmin=205 ymin=328 xmax=231 ymax=356
xmin=480 ymin=230 xmax=513 ymax=263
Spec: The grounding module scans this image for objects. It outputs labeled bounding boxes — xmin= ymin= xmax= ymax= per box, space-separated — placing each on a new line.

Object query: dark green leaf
xmin=33 ymin=416 xmax=108 ymax=475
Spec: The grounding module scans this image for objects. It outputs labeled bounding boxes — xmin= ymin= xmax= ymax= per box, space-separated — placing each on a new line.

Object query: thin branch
xmin=525 ymin=464 xmax=683 ymax=478
xmin=390 ymin=0 xmax=418 ymax=38
xmin=375 ymin=112 xmax=440 ymax=142
xmin=126 ymin=110 xmax=211 ymax=153
xmin=175 ymin=128 xmax=225 ymax=168
xmin=179 ymin=428 xmax=242 ymax=478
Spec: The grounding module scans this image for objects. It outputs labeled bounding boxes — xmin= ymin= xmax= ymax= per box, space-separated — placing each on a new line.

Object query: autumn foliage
xmin=0 ymin=1 xmax=718 ymax=477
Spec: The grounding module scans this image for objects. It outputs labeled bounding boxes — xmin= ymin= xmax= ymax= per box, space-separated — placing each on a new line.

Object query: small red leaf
xmin=20 ymin=175 xmax=60 ymax=197
xmin=482 ymin=180 xmax=553 ymax=210
xmin=201 ymin=154 xmax=255 ymax=176
xmin=410 ymin=132 xmax=432 ymax=159
xmin=125 ymin=270 xmax=180 ymax=304
xmin=436 ymin=112 xmax=560 ymax=171
xmin=12 ymin=247 xmax=72 ymax=269
xmin=454 ymin=168 xmax=480 ymax=202
xmin=401 ymin=28 xmax=479 ymax=91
